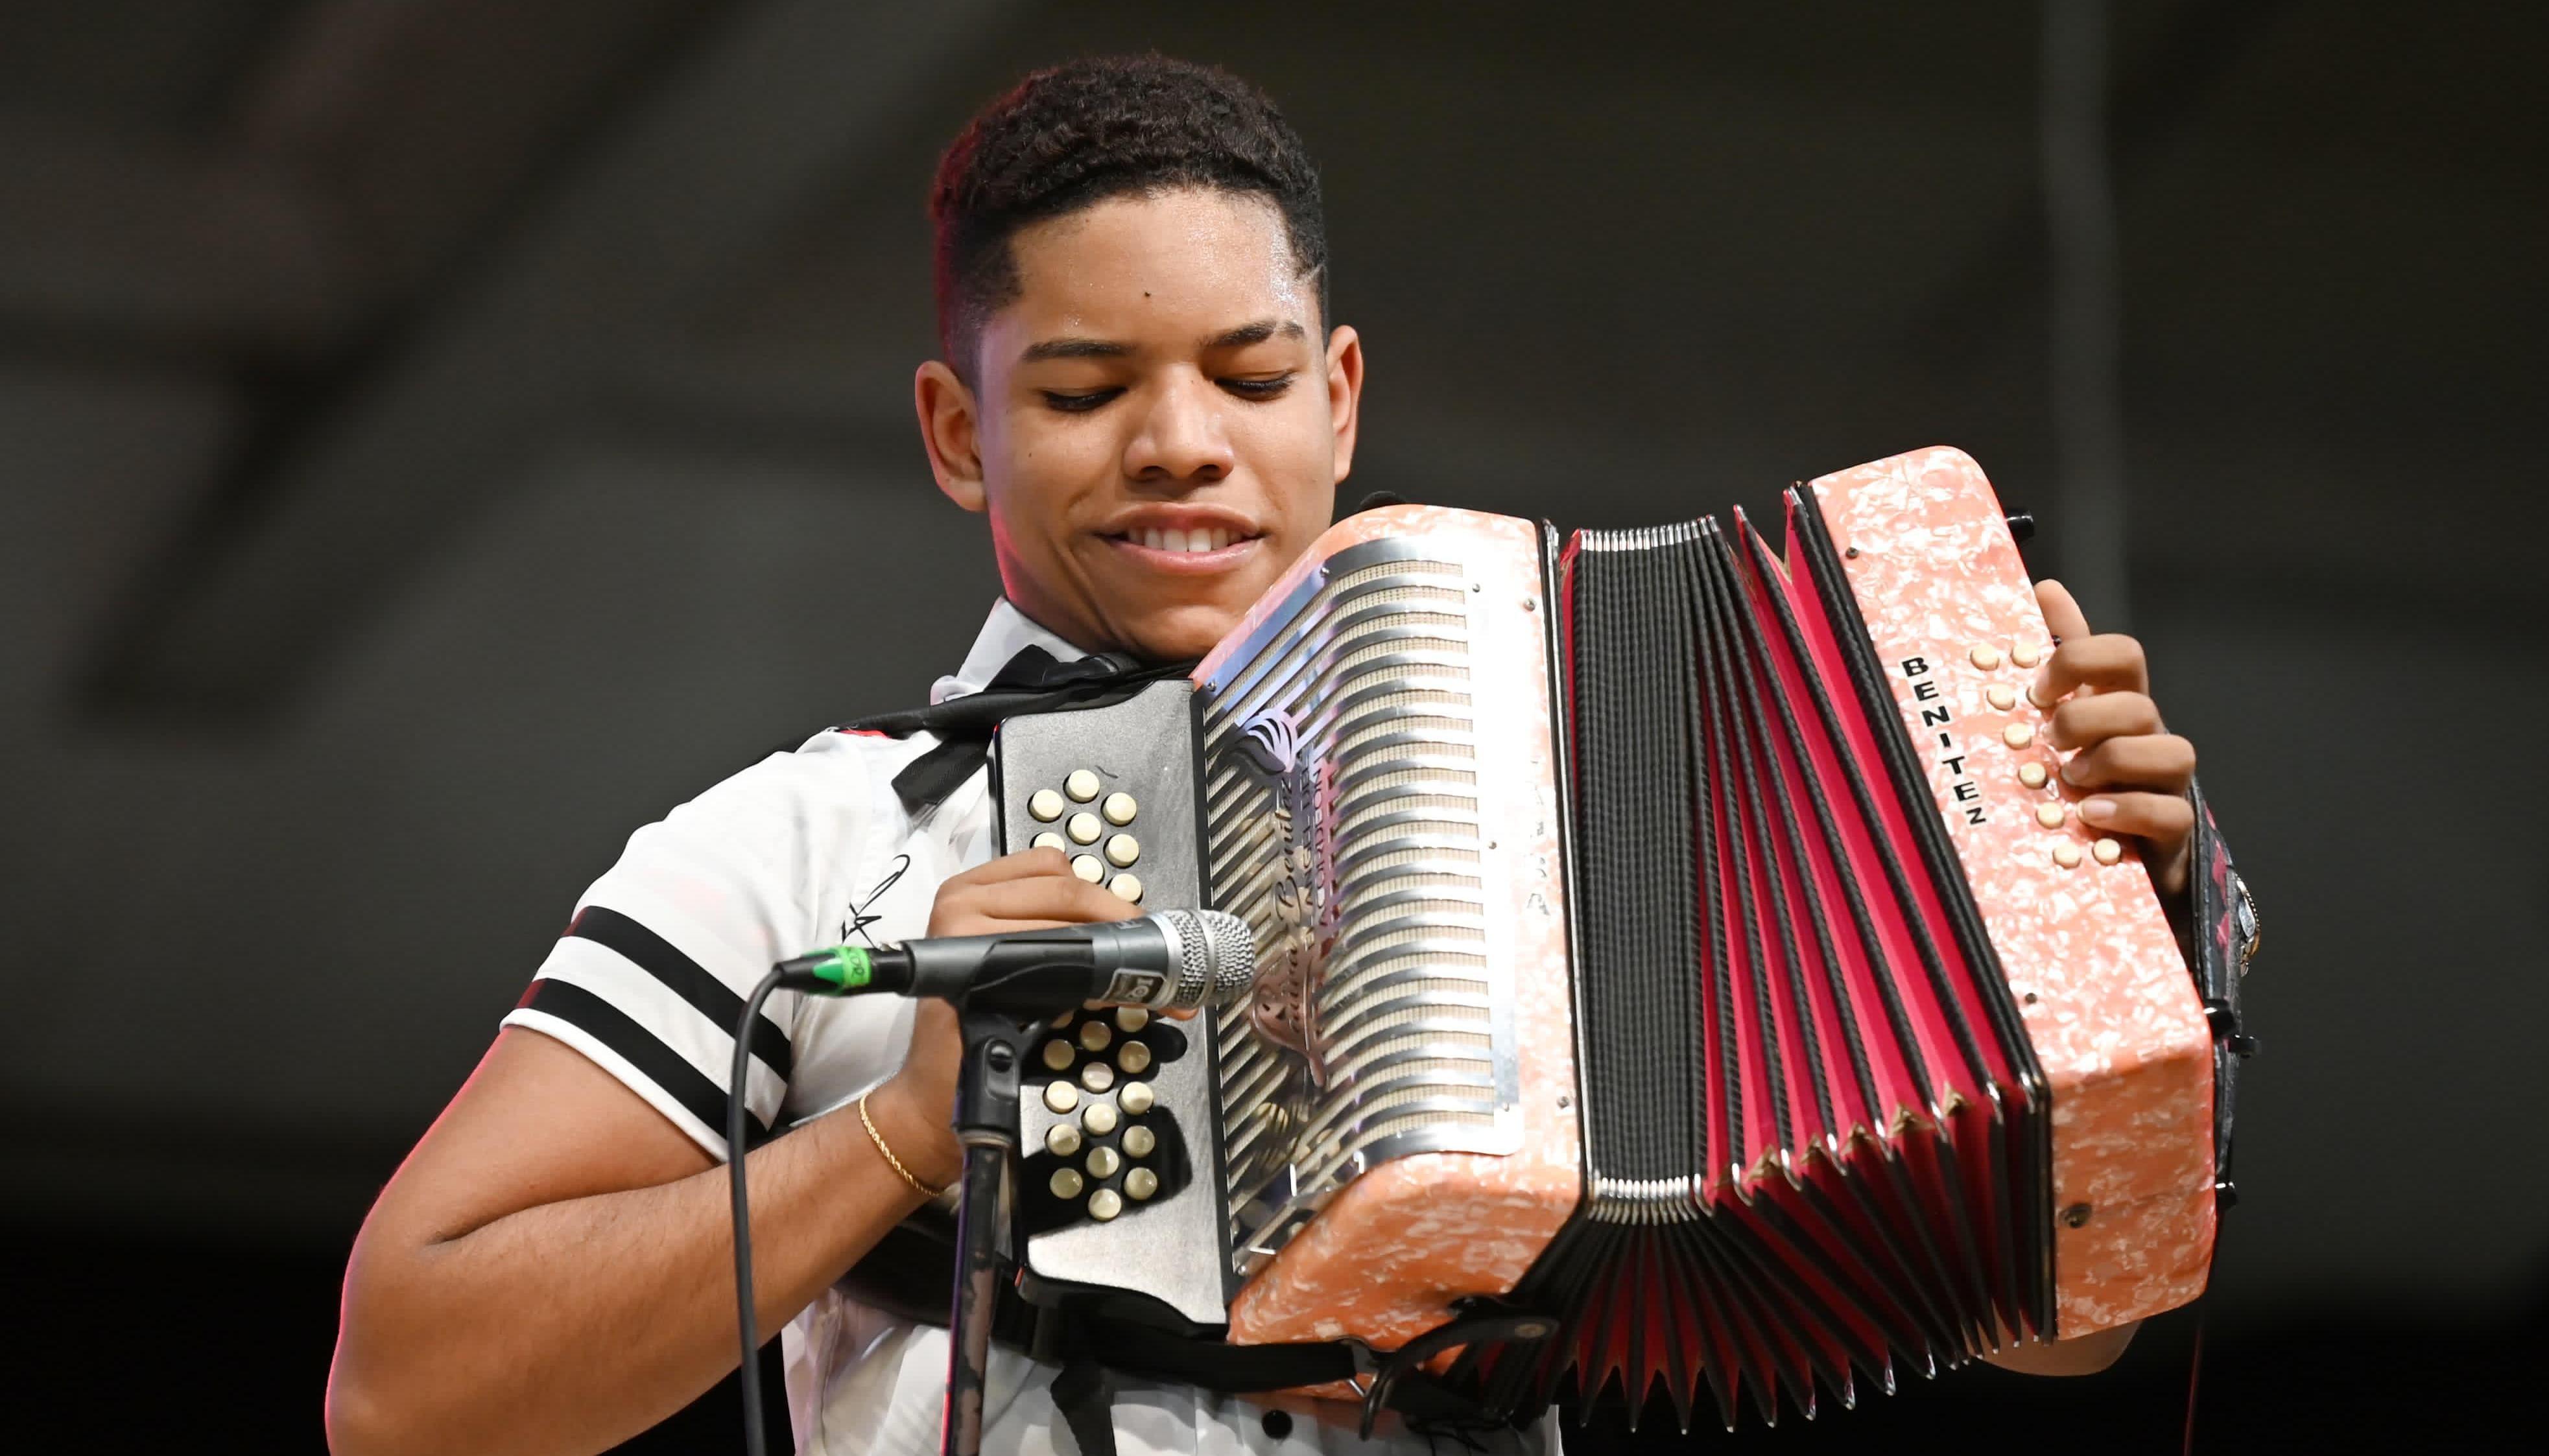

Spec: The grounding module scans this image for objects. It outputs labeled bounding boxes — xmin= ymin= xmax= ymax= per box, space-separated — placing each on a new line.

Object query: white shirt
xmin=504 ymin=599 xmax=1553 ymax=1456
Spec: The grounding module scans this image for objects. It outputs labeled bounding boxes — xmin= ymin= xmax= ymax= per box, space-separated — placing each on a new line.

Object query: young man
xmin=328 ymin=54 xmax=2201 ymax=1456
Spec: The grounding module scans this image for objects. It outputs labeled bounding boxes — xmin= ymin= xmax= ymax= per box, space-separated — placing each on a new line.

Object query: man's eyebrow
xmin=1019 ymin=336 xmax=1132 ymax=364
xmin=1205 ymin=318 xmax=1308 ymax=349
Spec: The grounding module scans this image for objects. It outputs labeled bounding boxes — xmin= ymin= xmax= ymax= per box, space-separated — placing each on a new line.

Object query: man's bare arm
xmin=325 ymin=1026 xmax=955 ymax=1456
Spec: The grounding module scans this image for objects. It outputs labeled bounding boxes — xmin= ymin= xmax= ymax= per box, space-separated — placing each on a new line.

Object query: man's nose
xmin=1122 ymin=374 xmax=1236 ymax=485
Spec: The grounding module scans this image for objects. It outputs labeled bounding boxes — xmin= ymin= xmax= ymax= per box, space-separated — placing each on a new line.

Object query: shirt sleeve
xmin=502 ymin=746 xmax=870 ymax=1160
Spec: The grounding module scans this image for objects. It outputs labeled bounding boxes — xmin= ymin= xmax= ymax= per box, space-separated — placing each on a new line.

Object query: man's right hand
xmin=869 ymin=849 xmax=1143 ymax=1190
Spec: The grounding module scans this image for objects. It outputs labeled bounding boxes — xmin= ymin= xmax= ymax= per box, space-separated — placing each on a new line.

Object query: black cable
xmin=731 ymin=965 xmax=790 ymax=1456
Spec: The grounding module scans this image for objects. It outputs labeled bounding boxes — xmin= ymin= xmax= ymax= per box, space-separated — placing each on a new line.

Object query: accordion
xmin=985 ymin=447 xmax=2236 ymax=1427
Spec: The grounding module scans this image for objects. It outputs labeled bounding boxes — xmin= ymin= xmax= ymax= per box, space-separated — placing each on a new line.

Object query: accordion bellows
xmin=1191 ymin=448 xmax=2215 ymax=1422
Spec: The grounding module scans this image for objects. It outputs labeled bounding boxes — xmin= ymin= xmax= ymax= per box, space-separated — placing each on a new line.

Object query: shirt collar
xmin=931 ymin=598 xmax=1092 ymax=705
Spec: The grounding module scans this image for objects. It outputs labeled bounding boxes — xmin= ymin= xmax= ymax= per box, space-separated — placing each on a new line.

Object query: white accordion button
xmin=1078 ymin=1021 xmax=1111 ymax=1052
xmin=2011 ymin=640 xmax=2044 ymax=668
xmin=2004 ymin=723 xmax=2035 ymax=749
xmin=1049 ymin=1168 xmax=1085 ymax=1199
xmin=1114 ymin=1007 xmax=1149 ymax=1033
xmin=1028 ymin=789 xmax=1065 ymax=822
xmin=2035 ymin=803 xmax=2067 ymax=829
xmin=1032 ymin=831 xmax=1067 ymax=854
xmin=1087 ymin=1188 xmax=1123 ymax=1222
xmin=1969 ymin=644 xmax=2004 ymax=671
xmin=1070 ymin=854 xmax=1103 ymax=883
xmin=1102 ymin=792 xmax=1138 ymax=825
xmin=1118 ymin=1081 xmax=1156 ymax=1116
xmin=1987 ymin=685 xmax=2019 ymax=711
xmin=1124 ymin=1168 xmax=1160 ymax=1202
xmin=1045 ymin=1123 xmax=1082 ymax=1158
xmin=1122 ymin=1125 xmax=1157 ymax=1158
xmin=1082 ymin=1101 xmax=1120 ymax=1136
xmin=1067 ymin=812 xmax=1102 ymax=845
xmin=2018 ymin=762 xmax=2051 ymax=790
xmin=1108 ymin=873 xmax=1143 ymax=903
xmin=1117 ymin=1040 xmax=1152 ymax=1075
xmin=1085 ymin=1146 xmax=1122 ymax=1179
xmin=1040 ymin=1039 xmax=1076 ymax=1072
xmin=2093 ymin=836 xmax=2125 ymax=865
xmin=1043 ymin=1082 xmax=1080 ymax=1114
xmin=1065 ymin=769 xmax=1102 ymax=802
xmin=2052 ymin=843 xmax=2084 ymax=870
xmin=1080 ymin=1061 xmax=1115 ymax=1093
xmin=1105 ymin=834 xmax=1140 ymax=868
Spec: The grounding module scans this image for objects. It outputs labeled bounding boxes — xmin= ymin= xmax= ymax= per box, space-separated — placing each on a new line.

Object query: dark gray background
xmin=3 ymin=1 xmax=2540 ymax=1448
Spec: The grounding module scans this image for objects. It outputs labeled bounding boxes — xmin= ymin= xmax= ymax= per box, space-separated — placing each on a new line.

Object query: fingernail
xmin=2028 ymin=667 xmax=2054 ymax=708
xmin=2081 ymin=797 xmax=2116 ymax=822
xmin=2060 ymin=758 xmax=2087 ymax=786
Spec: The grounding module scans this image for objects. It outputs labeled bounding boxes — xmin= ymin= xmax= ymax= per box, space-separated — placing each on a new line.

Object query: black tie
xmin=839 ymin=646 xmax=1196 ymax=817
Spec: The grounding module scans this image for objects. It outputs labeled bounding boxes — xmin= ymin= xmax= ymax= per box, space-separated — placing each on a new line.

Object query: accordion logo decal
xmin=1226 ymin=705 xmax=1342 ymax=1092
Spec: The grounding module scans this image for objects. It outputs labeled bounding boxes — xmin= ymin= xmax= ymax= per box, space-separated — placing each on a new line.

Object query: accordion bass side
xmin=990 ymin=447 xmax=2219 ymax=1424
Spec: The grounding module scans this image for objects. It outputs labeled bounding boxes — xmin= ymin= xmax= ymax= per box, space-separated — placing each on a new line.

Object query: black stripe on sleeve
xmin=516 ymin=978 xmax=773 ymax=1146
xmin=566 ymin=904 xmax=794 ymax=1079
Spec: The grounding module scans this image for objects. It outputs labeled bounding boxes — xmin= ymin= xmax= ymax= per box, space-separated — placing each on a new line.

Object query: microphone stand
xmin=943 ymin=1007 xmax=1035 ymax=1456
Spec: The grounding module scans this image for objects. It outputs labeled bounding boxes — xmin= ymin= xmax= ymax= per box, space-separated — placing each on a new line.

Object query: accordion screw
xmin=1043 ymin=1082 xmax=1080 ymax=1114
xmin=2018 ymin=762 xmax=2050 ymax=790
xmin=2052 ymin=843 xmax=2084 ymax=869
xmin=2092 ymin=837 xmax=2124 ymax=866
xmin=1088 ymin=1188 xmax=1124 ymax=1222
xmin=1102 ymin=792 xmax=1138 ymax=825
xmin=1108 ymin=872 xmax=1144 ymax=902
xmin=1086 ymin=1145 xmax=1123 ymax=1179
xmin=1082 ymin=1101 xmax=1120 ymax=1136
xmin=1067 ymin=812 xmax=1102 ymax=845
xmin=1119 ymin=1081 xmax=1157 ymax=1116
xmin=1029 ymin=789 xmax=1065 ymax=821
xmin=1040 ymin=1039 xmax=1076 ymax=1072
xmin=1969 ymin=644 xmax=2004 ymax=670
xmin=1032 ymin=831 xmax=1067 ymax=854
xmin=2061 ymin=1203 xmax=2093 ymax=1228
xmin=1521 ymin=598 xmax=1536 ymax=612
xmin=2035 ymin=804 xmax=2067 ymax=829
xmin=1080 ymin=1062 xmax=1116 ymax=1094
xmin=1122 ymin=1125 xmax=1157 ymax=1158
xmin=1045 ymin=1123 xmax=1083 ymax=1157
xmin=1118 ymin=1041 xmax=1154 ymax=1075
xmin=2011 ymin=640 xmax=2044 ymax=668
xmin=1845 ymin=546 xmax=1860 ymax=559
xmin=1105 ymin=834 xmax=1141 ymax=867
xmin=1124 ymin=1168 xmax=1160 ymax=1201
xmin=1987 ymin=685 xmax=2019 ymax=712
xmin=1115 ymin=1006 xmax=1150 ymax=1033
xmin=2003 ymin=723 xmax=2035 ymax=749
xmin=1078 ymin=1021 xmax=1112 ymax=1052
xmin=1070 ymin=854 xmax=1103 ymax=883
xmin=1065 ymin=769 xmax=1102 ymax=802
xmin=1050 ymin=1168 xmax=1085 ymax=1200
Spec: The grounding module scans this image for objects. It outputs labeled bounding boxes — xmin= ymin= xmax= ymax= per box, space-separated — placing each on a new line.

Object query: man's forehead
xmin=998 ymin=190 xmax=1314 ymax=344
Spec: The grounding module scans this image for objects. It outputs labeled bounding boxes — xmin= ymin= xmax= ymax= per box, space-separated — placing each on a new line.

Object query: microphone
xmin=772 ymin=908 xmax=1255 ymax=1018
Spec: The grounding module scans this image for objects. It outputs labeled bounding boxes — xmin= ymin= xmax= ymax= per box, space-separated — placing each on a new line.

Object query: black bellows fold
xmin=1452 ymin=503 xmax=2050 ymax=1432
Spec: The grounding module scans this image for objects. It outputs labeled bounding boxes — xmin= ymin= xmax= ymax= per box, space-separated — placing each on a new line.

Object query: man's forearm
xmin=331 ymin=1090 xmax=942 ymax=1456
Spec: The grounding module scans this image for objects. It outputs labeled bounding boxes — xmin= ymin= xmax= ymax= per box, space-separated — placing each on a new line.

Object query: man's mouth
xmin=1112 ymin=525 xmax=1248 ymax=554
xmin=1098 ymin=513 xmax=1266 ymax=572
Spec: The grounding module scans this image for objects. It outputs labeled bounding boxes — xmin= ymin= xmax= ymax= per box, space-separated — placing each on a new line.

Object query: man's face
xmin=917 ymin=188 xmax=1361 ymax=662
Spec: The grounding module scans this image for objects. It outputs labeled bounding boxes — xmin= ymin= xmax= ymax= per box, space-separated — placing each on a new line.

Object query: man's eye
xmin=1041 ymin=388 xmax=1121 ymax=413
xmin=1221 ymin=373 xmax=1296 ymax=400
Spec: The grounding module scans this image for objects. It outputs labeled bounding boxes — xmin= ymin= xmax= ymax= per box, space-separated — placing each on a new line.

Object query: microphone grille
xmin=1161 ymin=908 xmax=1255 ymax=1008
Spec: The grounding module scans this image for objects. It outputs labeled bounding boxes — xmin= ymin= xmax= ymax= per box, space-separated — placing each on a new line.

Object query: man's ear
xmin=915 ymin=359 xmax=986 ymax=513
xmin=1325 ymin=325 xmax=1364 ymax=487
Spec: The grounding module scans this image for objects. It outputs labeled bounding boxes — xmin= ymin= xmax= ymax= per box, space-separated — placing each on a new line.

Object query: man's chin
xmin=1121 ymin=600 xmax=1253 ymax=663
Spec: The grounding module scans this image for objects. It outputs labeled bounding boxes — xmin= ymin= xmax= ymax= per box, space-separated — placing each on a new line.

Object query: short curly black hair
xmin=930 ymin=54 xmax=1327 ymax=380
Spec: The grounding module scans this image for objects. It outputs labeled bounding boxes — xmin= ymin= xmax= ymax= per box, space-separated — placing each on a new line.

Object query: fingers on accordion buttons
xmin=1102 ymin=792 xmax=1137 ymax=825
xmin=1080 ymin=1061 xmax=1115 ymax=1093
xmin=1104 ymin=834 xmax=1140 ymax=868
xmin=1078 ymin=1021 xmax=1112 ymax=1052
xmin=1118 ymin=1041 xmax=1152 ymax=1075
xmin=2035 ymin=803 xmax=2067 ymax=829
xmin=2052 ymin=843 xmax=2085 ymax=869
xmin=1108 ymin=873 xmax=1144 ymax=903
xmin=1065 ymin=769 xmax=1102 ymax=802
xmin=1122 ymin=1125 xmax=1156 ymax=1158
xmin=1082 ymin=1101 xmax=1120 ymax=1136
xmin=1124 ymin=1167 xmax=1160 ymax=1201
xmin=2019 ymin=762 xmax=2051 ymax=790
xmin=1045 ymin=1123 xmax=1083 ymax=1157
xmin=1071 ymin=854 xmax=1103 ymax=883
xmin=1119 ymin=1081 xmax=1156 ymax=1116
xmin=1032 ymin=831 xmax=1067 ymax=853
xmin=1087 ymin=1188 xmax=1123 ymax=1222
xmin=1028 ymin=789 xmax=1065 ymax=822
xmin=1049 ymin=1168 xmax=1084 ymax=1200
xmin=1085 ymin=1146 xmax=1122 ymax=1180
xmin=1067 ymin=812 xmax=1102 ymax=845
xmin=2093 ymin=836 xmax=2125 ymax=865
xmin=1988 ymin=684 xmax=2019 ymax=711
xmin=1114 ymin=1007 xmax=1149 ymax=1033
xmin=1043 ymin=1082 xmax=1080 ymax=1114
xmin=1040 ymin=1039 xmax=1076 ymax=1072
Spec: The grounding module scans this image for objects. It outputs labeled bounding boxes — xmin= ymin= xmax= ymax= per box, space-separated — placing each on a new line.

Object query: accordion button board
xmin=991 ymin=678 xmax=1234 ymax=1330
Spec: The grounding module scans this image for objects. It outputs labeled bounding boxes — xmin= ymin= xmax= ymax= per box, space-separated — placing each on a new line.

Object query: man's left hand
xmin=2029 ymin=580 xmax=2197 ymax=902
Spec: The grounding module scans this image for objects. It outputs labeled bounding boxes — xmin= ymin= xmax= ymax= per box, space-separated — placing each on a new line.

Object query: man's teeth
xmin=1135 ymin=526 xmax=1237 ymax=552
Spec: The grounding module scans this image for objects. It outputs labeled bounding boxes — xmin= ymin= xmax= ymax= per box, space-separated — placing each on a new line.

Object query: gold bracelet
xmin=858 ymin=1092 xmax=945 ymax=1199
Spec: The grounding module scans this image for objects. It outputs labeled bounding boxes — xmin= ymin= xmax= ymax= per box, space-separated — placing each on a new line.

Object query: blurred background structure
xmin=3 ymin=1 xmax=2542 ymax=1450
